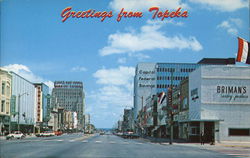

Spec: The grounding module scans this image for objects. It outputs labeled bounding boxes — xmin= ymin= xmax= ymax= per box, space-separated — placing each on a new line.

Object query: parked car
xmin=54 ymin=130 xmax=63 ymax=136
xmin=36 ymin=131 xmax=55 ymax=137
xmin=6 ymin=131 xmax=25 ymax=140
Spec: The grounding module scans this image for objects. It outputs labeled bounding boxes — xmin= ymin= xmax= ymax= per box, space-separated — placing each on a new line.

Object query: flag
xmin=236 ymin=37 xmax=250 ymax=64
xmin=158 ymin=92 xmax=166 ymax=104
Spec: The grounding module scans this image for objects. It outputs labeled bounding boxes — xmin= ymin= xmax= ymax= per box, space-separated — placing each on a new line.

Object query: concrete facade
xmin=10 ymin=72 xmax=36 ymax=129
xmin=0 ymin=69 xmax=12 ymax=135
xmin=52 ymin=81 xmax=85 ymax=130
xmin=189 ymin=65 xmax=250 ymax=142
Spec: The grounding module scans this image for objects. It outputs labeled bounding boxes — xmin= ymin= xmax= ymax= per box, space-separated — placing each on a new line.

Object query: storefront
xmin=188 ymin=65 xmax=250 ymax=142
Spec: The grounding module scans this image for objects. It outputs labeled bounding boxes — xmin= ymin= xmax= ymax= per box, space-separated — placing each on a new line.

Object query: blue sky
xmin=1 ymin=0 xmax=249 ymax=128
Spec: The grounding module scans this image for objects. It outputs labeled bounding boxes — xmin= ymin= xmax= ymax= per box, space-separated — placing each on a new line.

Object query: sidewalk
xmin=140 ymin=136 xmax=250 ymax=148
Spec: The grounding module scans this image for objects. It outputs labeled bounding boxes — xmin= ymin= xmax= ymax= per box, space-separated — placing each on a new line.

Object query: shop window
xmin=229 ymin=128 xmax=250 ymax=136
xmin=190 ymin=126 xmax=200 ymax=135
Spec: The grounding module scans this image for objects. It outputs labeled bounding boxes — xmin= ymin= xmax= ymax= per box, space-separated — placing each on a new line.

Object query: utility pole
xmin=166 ymin=68 xmax=174 ymax=145
xmin=18 ymin=94 xmax=20 ymax=131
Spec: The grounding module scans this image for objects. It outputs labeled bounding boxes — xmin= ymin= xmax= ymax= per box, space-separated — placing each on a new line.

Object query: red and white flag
xmin=236 ymin=37 xmax=250 ymax=64
xmin=158 ymin=92 xmax=166 ymax=104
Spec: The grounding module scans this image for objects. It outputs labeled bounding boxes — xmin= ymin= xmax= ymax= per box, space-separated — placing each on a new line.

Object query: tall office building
xmin=51 ymin=81 xmax=85 ymax=130
xmin=156 ymin=63 xmax=198 ymax=94
xmin=10 ymin=72 xmax=36 ymax=133
xmin=34 ymin=83 xmax=49 ymax=130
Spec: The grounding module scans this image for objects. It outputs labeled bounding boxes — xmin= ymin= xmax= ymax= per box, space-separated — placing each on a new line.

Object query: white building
xmin=189 ymin=65 xmax=250 ymax=142
xmin=10 ymin=72 xmax=36 ymax=132
xmin=134 ymin=63 xmax=157 ymax=124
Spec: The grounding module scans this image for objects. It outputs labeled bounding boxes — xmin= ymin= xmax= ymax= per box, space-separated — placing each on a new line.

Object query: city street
xmin=1 ymin=134 xmax=249 ymax=158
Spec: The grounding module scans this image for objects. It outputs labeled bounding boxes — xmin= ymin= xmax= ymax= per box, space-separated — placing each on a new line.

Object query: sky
xmin=1 ymin=0 xmax=249 ymax=128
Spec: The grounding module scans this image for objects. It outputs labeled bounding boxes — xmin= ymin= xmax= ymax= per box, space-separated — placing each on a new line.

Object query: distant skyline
xmin=1 ymin=0 xmax=249 ymax=128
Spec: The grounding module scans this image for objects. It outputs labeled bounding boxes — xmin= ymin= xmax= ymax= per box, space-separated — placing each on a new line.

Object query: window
xmin=1 ymin=100 xmax=5 ymax=112
xmin=229 ymin=128 xmax=250 ymax=136
xmin=190 ymin=126 xmax=200 ymax=135
xmin=6 ymin=83 xmax=10 ymax=97
xmin=6 ymin=102 xmax=10 ymax=114
xmin=2 ymin=82 xmax=5 ymax=95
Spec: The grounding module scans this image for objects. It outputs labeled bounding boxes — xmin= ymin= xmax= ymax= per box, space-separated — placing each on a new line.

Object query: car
xmin=100 ymin=132 xmax=105 ymax=135
xmin=6 ymin=131 xmax=25 ymax=140
xmin=36 ymin=131 xmax=55 ymax=137
xmin=54 ymin=131 xmax=63 ymax=136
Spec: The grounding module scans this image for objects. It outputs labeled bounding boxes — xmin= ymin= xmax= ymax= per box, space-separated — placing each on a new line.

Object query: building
xmin=133 ymin=62 xmax=199 ymax=133
xmin=0 ymin=69 xmax=12 ymax=135
xmin=10 ymin=72 xmax=36 ymax=134
xmin=122 ymin=109 xmax=133 ymax=132
xmin=197 ymin=58 xmax=235 ymax=65
xmin=52 ymin=81 xmax=85 ymax=130
xmin=133 ymin=63 xmax=156 ymax=126
xmin=34 ymin=83 xmax=49 ymax=132
xmin=156 ymin=63 xmax=198 ymax=94
xmin=133 ymin=58 xmax=236 ymax=134
xmin=178 ymin=79 xmax=189 ymax=140
xmin=188 ymin=65 xmax=250 ymax=142
xmin=84 ymin=114 xmax=90 ymax=133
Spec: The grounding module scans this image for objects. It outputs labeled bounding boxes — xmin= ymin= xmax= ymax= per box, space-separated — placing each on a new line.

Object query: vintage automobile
xmin=6 ymin=131 xmax=25 ymax=140
xmin=36 ymin=131 xmax=55 ymax=137
xmin=54 ymin=130 xmax=63 ymax=136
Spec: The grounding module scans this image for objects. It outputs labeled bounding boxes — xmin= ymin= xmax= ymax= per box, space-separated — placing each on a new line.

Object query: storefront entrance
xmin=204 ymin=122 xmax=215 ymax=143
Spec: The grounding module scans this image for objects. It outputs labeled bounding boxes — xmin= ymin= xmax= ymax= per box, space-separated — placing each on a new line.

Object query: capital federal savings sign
xmin=138 ymin=70 xmax=156 ymax=88
xmin=217 ymin=85 xmax=248 ymax=101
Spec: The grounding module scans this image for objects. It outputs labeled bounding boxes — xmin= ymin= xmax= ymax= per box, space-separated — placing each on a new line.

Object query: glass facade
xmin=156 ymin=63 xmax=198 ymax=94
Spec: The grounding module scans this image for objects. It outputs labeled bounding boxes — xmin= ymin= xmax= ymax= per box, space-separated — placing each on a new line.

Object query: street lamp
xmin=18 ymin=92 xmax=29 ymax=132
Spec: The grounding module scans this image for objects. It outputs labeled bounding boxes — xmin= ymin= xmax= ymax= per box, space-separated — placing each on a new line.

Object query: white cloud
xmin=189 ymin=0 xmax=248 ymax=12
xmin=217 ymin=18 xmax=243 ymax=36
xmin=109 ymin=0 xmax=189 ymax=12
xmin=88 ymin=66 xmax=135 ymax=127
xmin=117 ymin=57 xmax=127 ymax=64
xmin=2 ymin=64 xmax=54 ymax=91
xmin=129 ymin=53 xmax=150 ymax=60
xmin=93 ymin=66 xmax=135 ymax=88
xmin=99 ymin=20 xmax=202 ymax=56
xmin=71 ymin=66 xmax=87 ymax=72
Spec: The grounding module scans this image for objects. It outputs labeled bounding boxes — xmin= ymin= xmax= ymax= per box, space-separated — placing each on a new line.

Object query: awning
xmin=178 ymin=119 xmax=223 ymax=123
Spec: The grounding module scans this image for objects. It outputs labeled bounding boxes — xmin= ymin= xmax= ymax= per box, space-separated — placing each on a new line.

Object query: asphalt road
xmin=0 ymin=134 xmax=238 ymax=158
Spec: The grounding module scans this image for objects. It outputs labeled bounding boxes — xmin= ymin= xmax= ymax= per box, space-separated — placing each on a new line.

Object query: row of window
xmin=157 ymin=68 xmax=175 ymax=72
xmin=157 ymin=84 xmax=178 ymax=89
xmin=157 ymin=76 xmax=188 ymax=81
xmin=157 ymin=68 xmax=196 ymax=73
xmin=189 ymin=127 xmax=250 ymax=136
xmin=180 ymin=68 xmax=195 ymax=72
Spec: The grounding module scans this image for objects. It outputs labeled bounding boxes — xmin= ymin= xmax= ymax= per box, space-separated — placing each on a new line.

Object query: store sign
xmin=138 ymin=70 xmax=156 ymax=88
xmin=217 ymin=85 xmax=248 ymax=101
xmin=191 ymin=88 xmax=199 ymax=101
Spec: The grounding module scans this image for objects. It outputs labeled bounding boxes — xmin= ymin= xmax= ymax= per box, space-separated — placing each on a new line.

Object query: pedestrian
xmin=200 ymin=131 xmax=205 ymax=145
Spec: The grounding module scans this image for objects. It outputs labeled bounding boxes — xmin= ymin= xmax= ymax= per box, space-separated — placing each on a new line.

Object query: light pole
xmin=134 ymin=95 xmax=143 ymax=136
xmin=18 ymin=92 xmax=29 ymax=132
xmin=168 ymin=69 xmax=174 ymax=145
